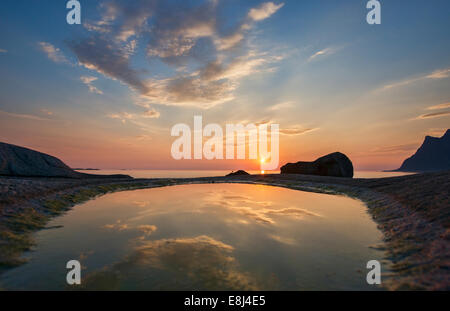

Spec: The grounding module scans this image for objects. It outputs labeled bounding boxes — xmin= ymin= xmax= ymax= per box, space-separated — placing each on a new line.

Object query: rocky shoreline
xmin=0 ymin=171 xmax=449 ymax=290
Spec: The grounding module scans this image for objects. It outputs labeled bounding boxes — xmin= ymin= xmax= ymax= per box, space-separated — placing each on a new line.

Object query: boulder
xmin=0 ymin=142 xmax=131 ymax=179
xmin=281 ymin=152 xmax=354 ymax=178
xmin=226 ymin=170 xmax=250 ymax=177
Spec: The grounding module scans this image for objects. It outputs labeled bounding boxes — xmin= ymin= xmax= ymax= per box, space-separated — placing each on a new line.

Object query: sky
xmin=0 ymin=0 xmax=449 ymax=171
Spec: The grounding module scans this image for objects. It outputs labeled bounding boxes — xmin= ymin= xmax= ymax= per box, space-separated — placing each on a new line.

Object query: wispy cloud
xmin=370 ymin=143 xmax=419 ymax=155
xmin=143 ymin=108 xmax=160 ymax=119
xmin=38 ymin=42 xmax=69 ymax=64
xmin=426 ymin=102 xmax=450 ymax=110
xmin=108 ymin=108 xmax=160 ymax=124
xmin=413 ymin=101 xmax=450 ymax=120
xmin=308 ymin=47 xmax=339 ymax=62
xmin=80 ymin=76 xmax=103 ymax=94
xmin=70 ymin=37 xmax=147 ymax=92
xmin=138 ymin=225 xmax=157 ymax=236
xmin=425 ymin=68 xmax=450 ymax=79
xmin=0 ymin=49 xmax=7 ymax=53
xmin=248 ymin=2 xmax=284 ymax=21
xmin=266 ymin=101 xmax=294 ymax=111
xmin=0 ymin=109 xmax=52 ymax=121
xmin=380 ymin=68 xmax=450 ymax=91
xmin=425 ymin=128 xmax=448 ymax=137
xmin=415 ymin=110 xmax=450 ymax=120
xmin=279 ymin=126 xmax=318 ymax=136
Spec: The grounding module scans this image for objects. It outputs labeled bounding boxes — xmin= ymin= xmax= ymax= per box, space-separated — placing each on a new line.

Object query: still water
xmin=0 ymin=184 xmax=389 ymax=290
xmin=77 ymin=169 xmax=414 ymax=179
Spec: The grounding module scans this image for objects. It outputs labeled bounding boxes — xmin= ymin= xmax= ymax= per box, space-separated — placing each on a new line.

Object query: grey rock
xmin=0 ymin=142 xmax=130 ymax=179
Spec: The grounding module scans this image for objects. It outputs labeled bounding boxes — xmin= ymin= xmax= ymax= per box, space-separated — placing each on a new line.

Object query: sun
xmin=260 ymin=158 xmax=266 ymax=175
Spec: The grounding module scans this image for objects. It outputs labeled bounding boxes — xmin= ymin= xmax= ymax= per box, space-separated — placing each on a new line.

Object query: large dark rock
xmin=281 ymin=152 xmax=354 ymax=178
xmin=0 ymin=142 xmax=131 ymax=179
xmin=226 ymin=170 xmax=250 ymax=177
xmin=396 ymin=129 xmax=450 ymax=172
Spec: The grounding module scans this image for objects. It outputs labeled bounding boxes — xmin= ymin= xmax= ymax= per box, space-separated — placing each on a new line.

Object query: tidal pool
xmin=0 ymin=184 xmax=389 ymax=290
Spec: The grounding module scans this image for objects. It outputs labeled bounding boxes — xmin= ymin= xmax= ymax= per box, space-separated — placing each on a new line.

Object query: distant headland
xmin=394 ymin=129 xmax=450 ymax=172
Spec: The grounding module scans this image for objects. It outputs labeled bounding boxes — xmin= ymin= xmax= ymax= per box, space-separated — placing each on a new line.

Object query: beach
xmin=0 ymin=171 xmax=449 ymax=290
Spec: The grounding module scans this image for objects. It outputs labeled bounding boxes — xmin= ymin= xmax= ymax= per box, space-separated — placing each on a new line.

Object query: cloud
xmin=70 ymin=36 xmax=148 ymax=93
xmin=248 ymin=2 xmax=285 ymax=21
xmin=426 ymin=102 xmax=450 ymax=110
xmin=108 ymin=108 xmax=160 ymax=124
xmin=140 ymin=52 xmax=281 ymax=108
xmin=370 ymin=143 xmax=419 ymax=155
xmin=0 ymin=109 xmax=52 ymax=121
xmin=68 ymin=0 xmax=285 ymax=109
xmin=80 ymin=76 xmax=103 ymax=94
xmin=143 ymin=108 xmax=160 ymax=119
xmin=79 ymin=235 xmax=259 ymax=290
xmin=103 ymin=220 xmax=129 ymax=231
xmin=268 ymin=234 xmax=296 ymax=245
xmin=425 ymin=68 xmax=450 ymax=79
xmin=108 ymin=112 xmax=136 ymax=124
xmin=415 ymin=110 xmax=450 ymax=120
xmin=279 ymin=126 xmax=318 ymax=136
xmin=137 ymin=225 xmax=157 ymax=236
xmin=103 ymin=221 xmax=158 ymax=236
xmin=0 ymin=49 xmax=7 ymax=53
xmin=308 ymin=47 xmax=338 ymax=62
xmin=204 ymin=192 xmax=320 ymax=225
xmin=266 ymin=101 xmax=294 ymax=111
xmin=380 ymin=67 xmax=450 ymax=91
xmin=425 ymin=128 xmax=448 ymax=137
xmin=38 ymin=42 xmax=69 ymax=64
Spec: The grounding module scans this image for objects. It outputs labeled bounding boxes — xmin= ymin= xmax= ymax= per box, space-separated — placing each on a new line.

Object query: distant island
xmin=395 ymin=129 xmax=450 ymax=172
xmin=72 ymin=168 xmax=100 ymax=171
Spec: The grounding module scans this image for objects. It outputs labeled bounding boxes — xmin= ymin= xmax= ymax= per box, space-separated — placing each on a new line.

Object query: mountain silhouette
xmin=396 ymin=129 xmax=450 ymax=172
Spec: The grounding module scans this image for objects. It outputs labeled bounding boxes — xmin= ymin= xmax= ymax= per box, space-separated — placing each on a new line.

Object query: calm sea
xmin=76 ymin=169 xmax=415 ymax=179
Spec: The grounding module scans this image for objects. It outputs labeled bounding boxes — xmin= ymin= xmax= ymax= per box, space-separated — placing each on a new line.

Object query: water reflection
xmin=203 ymin=191 xmax=321 ymax=224
xmin=79 ymin=236 xmax=259 ymax=291
xmin=0 ymin=184 xmax=388 ymax=291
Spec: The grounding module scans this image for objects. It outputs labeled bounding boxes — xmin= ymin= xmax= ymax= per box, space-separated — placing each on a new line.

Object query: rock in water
xmin=226 ymin=170 xmax=250 ymax=177
xmin=0 ymin=142 xmax=130 ymax=179
xmin=397 ymin=129 xmax=450 ymax=172
xmin=281 ymin=152 xmax=354 ymax=178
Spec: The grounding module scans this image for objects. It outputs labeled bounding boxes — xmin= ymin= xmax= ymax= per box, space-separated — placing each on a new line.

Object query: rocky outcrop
xmin=0 ymin=142 xmax=130 ymax=179
xmin=396 ymin=129 xmax=450 ymax=172
xmin=281 ymin=152 xmax=354 ymax=178
xmin=226 ymin=170 xmax=250 ymax=177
